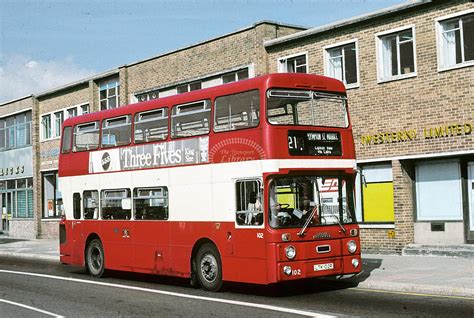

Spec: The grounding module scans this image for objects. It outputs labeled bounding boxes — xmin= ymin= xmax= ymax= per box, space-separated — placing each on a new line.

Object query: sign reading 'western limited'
xmin=89 ymin=136 xmax=209 ymax=173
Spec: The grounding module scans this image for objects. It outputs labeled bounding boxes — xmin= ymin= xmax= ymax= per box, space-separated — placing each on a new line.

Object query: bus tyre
xmin=196 ymin=243 xmax=223 ymax=292
xmin=86 ymin=239 xmax=105 ymax=278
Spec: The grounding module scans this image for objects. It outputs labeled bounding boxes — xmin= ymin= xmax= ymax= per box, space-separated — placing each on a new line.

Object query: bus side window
xmin=101 ymin=189 xmax=131 ymax=220
xmin=133 ymin=187 xmax=169 ymax=220
xmin=214 ymin=90 xmax=260 ymax=132
xmin=101 ymin=115 xmax=132 ymax=148
xmin=83 ymin=190 xmax=99 ymax=220
xmin=73 ymin=193 xmax=81 ymax=219
xmin=134 ymin=109 xmax=168 ymax=143
xmin=235 ymin=179 xmax=263 ymax=226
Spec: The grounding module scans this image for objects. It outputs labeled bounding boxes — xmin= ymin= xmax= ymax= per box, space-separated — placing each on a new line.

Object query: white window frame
xmin=277 ymin=52 xmax=308 ymax=73
xmin=435 ymin=9 xmax=474 ymax=72
xmin=99 ymin=79 xmax=120 ymax=110
xmin=376 ymin=25 xmax=417 ymax=83
xmin=40 ymin=103 xmax=89 ymax=141
xmin=323 ymin=39 xmax=360 ymax=89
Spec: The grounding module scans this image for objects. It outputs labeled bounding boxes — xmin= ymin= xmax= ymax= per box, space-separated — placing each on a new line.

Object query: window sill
xmin=40 ymin=136 xmax=61 ymax=143
xmin=359 ymin=223 xmax=395 ymax=229
xmin=345 ymin=83 xmax=360 ymax=90
xmin=377 ymin=72 xmax=417 ymax=84
xmin=438 ymin=61 xmax=474 ymax=73
xmin=41 ymin=218 xmax=62 ymax=221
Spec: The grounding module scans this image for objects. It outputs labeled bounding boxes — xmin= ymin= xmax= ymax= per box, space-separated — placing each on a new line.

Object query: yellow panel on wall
xmin=362 ymin=182 xmax=394 ymax=222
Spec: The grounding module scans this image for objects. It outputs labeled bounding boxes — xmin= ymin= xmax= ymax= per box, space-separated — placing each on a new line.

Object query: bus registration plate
xmin=314 ymin=263 xmax=334 ymax=271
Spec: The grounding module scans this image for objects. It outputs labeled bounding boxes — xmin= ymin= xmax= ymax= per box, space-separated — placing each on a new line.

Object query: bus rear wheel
xmin=86 ymin=239 xmax=105 ymax=278
xmin=196 ymin=243 xmax=223 ymax=292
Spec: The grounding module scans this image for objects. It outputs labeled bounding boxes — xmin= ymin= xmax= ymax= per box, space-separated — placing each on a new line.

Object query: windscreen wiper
xmin=331 ymin=214 xmax=347 ymax=234
xmin=297 ymin=205 xmax=319 ymax=237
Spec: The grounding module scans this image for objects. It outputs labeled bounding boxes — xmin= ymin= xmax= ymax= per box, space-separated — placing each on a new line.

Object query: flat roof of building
xmin=264 ymin=0 xmax=433 ymax=48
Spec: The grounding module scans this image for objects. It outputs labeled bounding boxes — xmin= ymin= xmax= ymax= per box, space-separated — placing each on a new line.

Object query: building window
xmin=42 ymin=171 xmax=63 ymax=218
xmin=54 ymin=111 xmax=63 ymax=138
xmin=278 ymin=53 xmax=307 ymax=73
xmin=0 ymin=112 xmax=32 ymax=150
xmin=41 ymin=114 xmax=52 ymax=140
xmin=0 ymin=178 xmax=34 ymax=220
xmin=356 ymin=163 xmax=394 ymax=223
xmin=80 ymin=104 xmax=90 ymax=115
xmin=324 ymin=40 xmax=359 ymax=88
xmin=99 ymin=80 xmax=120 ymax=110
xmin=376 ymin=26 xmax=416 ymax=82
xmin=222 ymin=69 xmax=249 ymax=84
xmin=415 ymin=160 xmax=462 ymax=221
xmin=177 ymin=81 xmax=202 ymax=94
xmin=67 ymin=107 xmax=77 ymax=119
xmin=436 ymin=11 xmax=474 ymax=71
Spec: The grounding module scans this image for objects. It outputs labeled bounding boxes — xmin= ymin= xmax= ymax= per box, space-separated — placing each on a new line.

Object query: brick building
xmin=266 ymin=0 xmax=473 ymax=252
xmin=0 ymin=0 xmax=472 ymax=252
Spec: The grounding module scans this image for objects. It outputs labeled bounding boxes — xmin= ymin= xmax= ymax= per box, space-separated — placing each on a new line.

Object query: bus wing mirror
xmin=356 ymin=168 xmax=367 ymax=188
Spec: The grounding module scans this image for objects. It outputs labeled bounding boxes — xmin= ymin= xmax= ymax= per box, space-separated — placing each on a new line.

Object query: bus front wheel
xmin=196 ymin=243 xmax=223 ymax=292
xmin=86 ymin=239 xmax=105 ymax=278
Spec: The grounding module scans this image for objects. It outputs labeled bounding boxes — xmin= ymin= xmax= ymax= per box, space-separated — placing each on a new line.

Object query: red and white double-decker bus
xmin=59 ymin=73 xmax=361 ymax=291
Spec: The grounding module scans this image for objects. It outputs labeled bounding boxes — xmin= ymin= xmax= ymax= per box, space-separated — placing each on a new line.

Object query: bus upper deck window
xmin=214 ymin=90 xmax=260 ymax=132
xmin=61 ymin=126 xmax=72 ymax=153
xmin=134 ymin=108 xmax=168 ymax=143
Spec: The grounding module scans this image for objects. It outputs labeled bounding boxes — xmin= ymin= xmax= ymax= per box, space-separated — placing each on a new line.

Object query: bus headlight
xmin=347 ymin=240 xmax=357 ymax=254
xmin=283 ymin=266 xmax=292 ymax=276
xmin=285 ymin=245 xmax=296 ymax=260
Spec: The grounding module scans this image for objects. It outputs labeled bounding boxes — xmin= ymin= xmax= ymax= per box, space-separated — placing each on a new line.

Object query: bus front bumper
xmin=276 ymin=255 xmax=361 ymax=281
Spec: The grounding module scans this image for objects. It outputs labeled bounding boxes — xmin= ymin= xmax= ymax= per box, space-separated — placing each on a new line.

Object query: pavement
xmin=0 ymin=236 xmax=472 ymax=298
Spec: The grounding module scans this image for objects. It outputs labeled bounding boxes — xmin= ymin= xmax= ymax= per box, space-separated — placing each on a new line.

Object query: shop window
xmin=416 ymin=160 xmax=462 ymax=221
xmin=236 ymin=179 xmax=263 ymax=226
xmin=133 ymin=187 xmax=169 ymax=220
xmin=356 ymin=164 xmax=394 ymax=223
xmin=101 ymin=115 xmax=132 ymax=148
xmin=73 ymin=193 xmax=81 ymax=219
xmin=377 ymin=26 xmax=416 ymax=82
xmin=436 ymin=11 xmax=474 ymax=70
xmin=83 ymin=190 xmax=99 ymax=220
xmin=99 ymin=79 xmax=120 ymax=110
xmin=42 ymin=172 xmax=63 ymax=218
xmin=101 ymin=189 xmax=131 ymax=220
xmin=214 ymin=90 xmax=259 ymax=132
xmin=134 ymin=108 xmax=168 ymax=143
xmin=171 ymin=100 xmax=210 ymax=138
xmin=325 ymin=40 xmax=359 ymax=88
